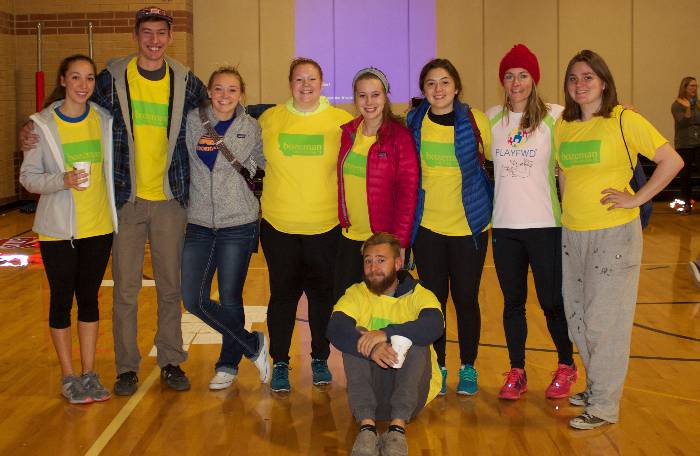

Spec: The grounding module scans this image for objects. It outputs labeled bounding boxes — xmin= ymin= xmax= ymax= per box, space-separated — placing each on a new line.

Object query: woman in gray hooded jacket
xmin=182 ymin=66 xmax=269 ymax=390
xmin=20 ymin=54 xmax=117 ymax=405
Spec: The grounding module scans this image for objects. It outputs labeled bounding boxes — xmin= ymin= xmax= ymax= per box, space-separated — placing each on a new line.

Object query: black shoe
xmin=114 ymin=371 xmax=139 ymax=396
xmin=161 ymin=364 xmax=190 ymax=391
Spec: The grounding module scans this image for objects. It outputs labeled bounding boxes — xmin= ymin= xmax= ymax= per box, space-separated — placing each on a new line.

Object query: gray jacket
xmin=185 ymin=103 xmax=264 ymax=228
xmin=19 ymin=101 xmax=118 ymax=239
xmin=671 ymin=101 xmax=700 ymax=149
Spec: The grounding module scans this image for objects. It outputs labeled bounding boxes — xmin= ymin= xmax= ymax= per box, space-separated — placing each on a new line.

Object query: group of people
xmin=19 ymin=5 xmax=685 ymax=456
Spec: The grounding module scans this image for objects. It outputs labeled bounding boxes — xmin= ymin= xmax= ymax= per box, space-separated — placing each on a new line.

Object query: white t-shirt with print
xmin=485 ymin=103 xmax=563 ymax=229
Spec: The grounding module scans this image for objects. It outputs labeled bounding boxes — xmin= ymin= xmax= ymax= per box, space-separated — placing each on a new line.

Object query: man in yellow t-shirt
xmin=89 ymin=7 xmax=207 ymax=396
xmin=327 ymin=233 xmax=444 ymax=456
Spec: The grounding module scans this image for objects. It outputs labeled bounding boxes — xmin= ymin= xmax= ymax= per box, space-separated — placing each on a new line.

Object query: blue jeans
xmin=181 ymin=221 xmax=259 ymax=373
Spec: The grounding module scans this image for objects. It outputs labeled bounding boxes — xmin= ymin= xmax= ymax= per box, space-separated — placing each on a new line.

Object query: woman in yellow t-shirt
xmin=19 ymin=55 xmax=117 ymax=405
xmin=555 ymin=50 xmax=683 ymax=430
xmin=406 ymin=58 xmax=493 ymax=397
xmin=258 ymin=58 xmax=353 ymax=393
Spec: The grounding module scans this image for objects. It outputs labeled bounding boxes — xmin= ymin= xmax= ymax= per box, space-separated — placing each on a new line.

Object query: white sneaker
xmin=688 ymin=261 xmax=700 ymax=288
xmin=251 ymin=331 xmax=270 ymax=384
xmin=209 ymin=371 xmax=236 ymax=390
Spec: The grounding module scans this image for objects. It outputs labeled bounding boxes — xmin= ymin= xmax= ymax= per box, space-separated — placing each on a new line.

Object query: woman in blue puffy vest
xmin=407 ymin=58 xmax=493 ymax=396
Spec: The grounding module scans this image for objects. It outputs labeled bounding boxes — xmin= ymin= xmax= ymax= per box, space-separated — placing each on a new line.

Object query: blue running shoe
xmin=457 ymin=364 xmax=478 ymax=395
xmin=311 ymin=359 xmax=332 ymax=386
xmin=439 ymin=366 xmax=448 ymax=396
xmin=271 ymin=362 xmax=291 ymax=392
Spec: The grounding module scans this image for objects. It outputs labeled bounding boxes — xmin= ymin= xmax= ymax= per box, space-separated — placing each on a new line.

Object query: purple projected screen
xmin=295 ymin=0 xmax=436 ymax=103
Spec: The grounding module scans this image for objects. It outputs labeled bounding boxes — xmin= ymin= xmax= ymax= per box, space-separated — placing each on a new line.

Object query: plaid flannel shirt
xmin=92 ymin=58 xmax=206 ymax=208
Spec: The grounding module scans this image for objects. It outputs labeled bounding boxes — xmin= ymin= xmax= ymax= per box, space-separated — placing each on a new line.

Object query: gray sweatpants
xmin=343 ymin=345 xmax=432 ymax=423
xmin=562 ymin=219 xmax=642 ymax=423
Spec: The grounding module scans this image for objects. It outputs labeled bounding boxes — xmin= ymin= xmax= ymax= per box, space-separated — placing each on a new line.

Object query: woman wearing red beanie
xmin=485 ymin=44 xmax=576 ymax=401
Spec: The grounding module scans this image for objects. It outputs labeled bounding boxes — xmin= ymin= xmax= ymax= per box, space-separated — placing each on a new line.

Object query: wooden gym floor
xmin=0 ymin=203 xmax=697 ymax=455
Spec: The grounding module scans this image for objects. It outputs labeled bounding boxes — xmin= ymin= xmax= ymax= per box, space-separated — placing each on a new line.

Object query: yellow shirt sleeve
xmin=621 ymin=109 xmax=668 ymax=162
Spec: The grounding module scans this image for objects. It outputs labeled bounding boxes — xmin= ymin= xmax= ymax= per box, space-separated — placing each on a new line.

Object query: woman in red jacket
xmin=334 ymin=67 xmax=419 ymax=299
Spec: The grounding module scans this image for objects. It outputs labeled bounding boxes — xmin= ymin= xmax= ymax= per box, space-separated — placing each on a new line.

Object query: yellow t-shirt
xmin=127 ymin=57 xmax=170 ymax=201
xmin=259 ymin=97 xmax=353 ymax=234
xmin=41 ymin=106 xmax=112 ymax=240
xmin=334 ymin=281 xmax=443 ymax=403
xmin=555 ymin=105 xmax=667 ymax=230
xmin=342 ymin=127 xmax=375 ymax=241
xmin=420 ymin=109 xmax=491 ymax=236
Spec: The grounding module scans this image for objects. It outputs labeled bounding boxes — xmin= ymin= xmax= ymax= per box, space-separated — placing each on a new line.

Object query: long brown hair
xmin=501 ymin=78 xmax=549 ymax=132
xmin=43 ymin=54 xmax=96 ymax=108
xmin=562 ymin=50 xmax=618 ymax=122
xmin=353 ymin=72 xmax=402 ymax=126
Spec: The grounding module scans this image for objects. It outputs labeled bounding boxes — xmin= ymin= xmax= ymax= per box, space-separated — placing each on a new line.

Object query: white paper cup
xmin=390 ymin=335 xmax=413 ymax=369
xmin=73 ymin=161 xmax=91 ymax=189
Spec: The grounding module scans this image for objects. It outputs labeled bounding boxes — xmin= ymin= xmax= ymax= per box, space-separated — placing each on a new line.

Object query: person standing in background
xmin=671 ymin=76 xmax=700 ymax=214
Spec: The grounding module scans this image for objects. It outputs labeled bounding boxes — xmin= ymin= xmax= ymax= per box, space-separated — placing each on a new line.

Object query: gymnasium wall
xmin=1 ymin=0 xmax=698 ymax=205
xmin=194 ymin=0 xmax=700 ymax=139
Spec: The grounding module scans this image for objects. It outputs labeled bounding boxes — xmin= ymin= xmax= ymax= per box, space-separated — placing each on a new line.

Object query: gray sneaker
xmin=569 ymin=412 xmax=610 ymax=430
xmin=250 ymin=331 xmax=270 ymax=384
xmin=351 ymin=429 xmax=380 ymax=456
xmin=81 ymin=372 xmax=111 ymax=402
xmin=380 ymin=430 xmax=408 ymax=456
xmin=62 ymin=375 xmax=93 ymax=404
xmin=568 ymin=390 xmax=590 ymax=406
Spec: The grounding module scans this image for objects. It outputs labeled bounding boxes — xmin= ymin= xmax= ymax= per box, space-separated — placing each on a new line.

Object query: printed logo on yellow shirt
xmin=62 ymin=139 xmax=102 ymax=166
xmin=279 ymin=133 xmax=324 ymax=156
xmin=132 ymin=100 xmax=169 ymax=128
xmin=559 ymin=140 xmax=601 ymax=167
xmin=422 ymin=141 xmax=457 ymax=167
xmin=343 ymin=150 xmax=367 ymax=178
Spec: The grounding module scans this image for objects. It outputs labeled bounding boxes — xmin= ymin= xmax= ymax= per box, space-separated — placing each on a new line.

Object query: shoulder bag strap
xmin=619 ymin=108 xmax=635 ymax=174
xmin=198 ymin=106 xmax=245 ymax=174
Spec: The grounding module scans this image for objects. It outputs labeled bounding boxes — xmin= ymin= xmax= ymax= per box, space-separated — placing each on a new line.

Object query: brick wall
xmin=1 ymin=0 xmax=195 ymax=205
xmin=0 ymin=1 xmax=16 ymax=205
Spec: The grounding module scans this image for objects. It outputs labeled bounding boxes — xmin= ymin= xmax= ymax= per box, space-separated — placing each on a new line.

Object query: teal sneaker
xmin=311 ymin=359 xmax=332 ymax=386
xmin=439 ymin=366 xmax=447 ymax=396
xmin=271 ymin=362 xmax=291 ymax=392
xmin=457 ymin=364 xmax=478 ymax=395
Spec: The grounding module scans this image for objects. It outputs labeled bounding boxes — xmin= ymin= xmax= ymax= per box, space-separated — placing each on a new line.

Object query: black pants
xmin=260 ymin=219 xmax=340 ymax=364
xmin=412 ymin=226 xmax=487 ymax=366
xmin=333 ymin=235 xmax=364 ymax=302
xmin=40 ymin=233 xmax=113 ymax=329
xmin=678 ymin=146 xmax=700 ymax=204
xmin=492 ymin=227 xmax=573 ymax=369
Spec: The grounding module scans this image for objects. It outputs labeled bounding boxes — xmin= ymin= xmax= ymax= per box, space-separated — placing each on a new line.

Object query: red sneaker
xmin=498 ymin=368 xmax=527 ymax=400
xmin=545 ymin=363 xmax=577 ymax=399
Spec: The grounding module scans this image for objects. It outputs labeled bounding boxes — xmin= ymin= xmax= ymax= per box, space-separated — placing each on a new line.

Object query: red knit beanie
xmin=499 ymin=44 xmax=540 ymax=85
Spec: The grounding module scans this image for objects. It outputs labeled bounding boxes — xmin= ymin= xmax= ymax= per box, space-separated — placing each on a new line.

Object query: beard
xmin=363 ymin=268 xmax=398 ymax=296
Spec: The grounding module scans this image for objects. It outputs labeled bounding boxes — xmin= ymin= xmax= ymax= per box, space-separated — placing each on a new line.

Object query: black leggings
xmin=333 ymin=235 xmax=364 ymax=303
xmin=412 ymin=226 xmax=487 ymax=366
xmin=40 ymin=233 xmax=113 ymax=329
xmin=492 ymin=228 xmax=573 ymax=369
xmin=260 ymin=219 xmax=339 ymax=364
xmin=678 ymin=146 xmax=700 ymax=203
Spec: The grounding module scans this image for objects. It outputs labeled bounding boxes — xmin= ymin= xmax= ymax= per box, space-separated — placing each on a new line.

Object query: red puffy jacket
xmin=337 ymin=116 xmax=419 ymax=247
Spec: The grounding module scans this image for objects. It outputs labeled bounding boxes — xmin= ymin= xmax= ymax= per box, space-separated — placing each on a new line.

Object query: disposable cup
xmin=390 ymin=335 xmax=413 ymax=369
xmin=73 ymin=161 xmax=91 ymax=189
